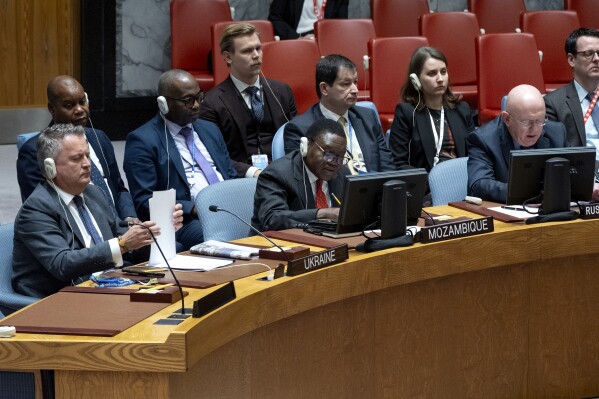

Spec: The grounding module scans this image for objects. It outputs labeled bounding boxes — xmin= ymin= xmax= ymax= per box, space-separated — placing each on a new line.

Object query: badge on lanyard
xmin=252 ymin=154 xmax=269 ymax=169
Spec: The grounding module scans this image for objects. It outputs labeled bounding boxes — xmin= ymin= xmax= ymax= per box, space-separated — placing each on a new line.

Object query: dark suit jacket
xmin=389 ymin=101 xmax=475 ymax=172
xmin=252 ymin=150 xmax=347 ymax=231
xmin=12 ymin=183 xmax=127 ymax=298
xmin=124 ymin=114 xmax=237 ymax=222
xmin=467 ymin=116 xmax=568 ymax=203
xmin=199 ymin=76 xmax=297 ymax=177
xmin=284 ymin=103 xmax=396 ymax=172
xmin=544 ymin=80 xmax=586 ymax=147
xmin=16 ymin=127 xmax=136 ymax=219
xmin=268 ymin=0 xmax=349 ymax=40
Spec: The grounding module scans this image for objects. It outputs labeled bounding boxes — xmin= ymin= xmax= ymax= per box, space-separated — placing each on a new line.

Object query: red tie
xmin=315 ymin=179 xmax=328 ymax=209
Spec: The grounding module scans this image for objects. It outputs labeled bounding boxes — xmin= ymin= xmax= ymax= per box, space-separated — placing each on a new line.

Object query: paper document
xmin=148 ymin=189 xmax=177 ymax=266
xmin=488 ymin=206 xmax=535 ymax=219
xmin=152 ymin=254 xmax=233 ymax=272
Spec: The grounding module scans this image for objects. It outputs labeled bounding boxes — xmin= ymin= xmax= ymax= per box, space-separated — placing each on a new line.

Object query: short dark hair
xmin=157 ymin=69 xmax=192 ymax=96
xmin=306 ymin=118 xmax=346 ymax=142
xmin=37 ymin=124 xmax=86 ymax=178
xmin=220 ymin=23 xmax=258 ymax=54
xmin=315 ymin=54 xmax=356 ymax=99
xmin=565 ymin=27 xmax=599 ymax=56
xmin=401 ymin=46 xmax=459 ymax=110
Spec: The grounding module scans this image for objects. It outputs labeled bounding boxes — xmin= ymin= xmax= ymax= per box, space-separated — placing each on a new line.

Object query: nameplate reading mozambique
xmin=420 ymin=216 xmax=494 ymax=243
xmin=286 ymin=244 xmax=349 ymax=277
xmin=580 ymin=203 xmax=599 ymax=219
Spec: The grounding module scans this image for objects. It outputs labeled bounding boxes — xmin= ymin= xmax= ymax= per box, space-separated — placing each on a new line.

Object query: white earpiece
xmin=44 ymin=158 xmax=57 ymax=179
xmin=300 ymin=137 xmax=309 ymax=157
xmin=84 ymin=92 xmax=90 ymax=106
xmin=157 ymin=96 xmax=169 ymax=115
xmin=409 ymin=73 xmax=422 ymax=91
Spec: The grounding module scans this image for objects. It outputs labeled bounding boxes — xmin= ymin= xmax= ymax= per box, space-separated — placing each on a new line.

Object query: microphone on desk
xmin=118 ymin=220 xmax=187 ymax=315
xmin=208 ymin=205 xmax=291 ymax=267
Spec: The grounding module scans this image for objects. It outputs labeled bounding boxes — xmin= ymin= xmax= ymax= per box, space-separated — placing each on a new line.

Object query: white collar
xmin=231 ymin=74 xmax=261 ymax=94
xmin=319 ymin=103 xmax=349 ymax=122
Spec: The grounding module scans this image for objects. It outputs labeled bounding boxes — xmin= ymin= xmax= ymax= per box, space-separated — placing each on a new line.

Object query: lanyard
xmin=584 ymin=88 xmax=599 ymax=125
xmin=428 ymin=107 xmax=445 ymax=166
xmin=313 ymin=0 xmax=327 ymax=20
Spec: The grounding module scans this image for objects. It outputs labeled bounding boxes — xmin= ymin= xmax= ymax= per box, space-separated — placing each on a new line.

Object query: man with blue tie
xmin=124 ymin=69 xmax=238 ymax=250
xmin=12 ymin=124 xmax=184 ymax=298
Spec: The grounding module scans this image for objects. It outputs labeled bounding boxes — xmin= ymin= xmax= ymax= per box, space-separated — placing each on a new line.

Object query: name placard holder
xmin=192 ymin=281 xmax=236 ymax=318
xmin=580 ymin=203 xmax=599 ymax=219
xmin=286 ymin=244 xmax=349 ymax=277
xmin=420 ymin=216 xmax=494 ymax=243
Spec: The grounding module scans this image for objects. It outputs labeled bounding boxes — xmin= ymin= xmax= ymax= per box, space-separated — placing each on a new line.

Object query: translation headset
xmin=157 ymin=95 xmax=169 ymax=116
xmin=408 ymin=73 xmax=423 ymax=166
xmin=299 ymin=136 xmax=310 ymax=209
xmin=409 ymin=73 xmax=422 ymax=91
xmin=44 ymin=158 xmax=57 ymax=179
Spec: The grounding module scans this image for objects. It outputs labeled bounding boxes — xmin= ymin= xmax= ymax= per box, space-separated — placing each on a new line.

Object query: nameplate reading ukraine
xmin=420 ymin=216 xmax=494 ymax=243
xmin=286 ymin=244 xmax=349 ymax=277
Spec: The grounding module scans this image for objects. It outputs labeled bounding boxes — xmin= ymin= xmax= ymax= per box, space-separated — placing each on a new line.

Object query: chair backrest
xmin=371 ymin=0 xmax=430 ymax=37
xmin=315 ymin=19 xmax=376 ymax=92
xmin=566 ymin=0 xmax=599 ymax=29
xmin=211 ymin=20 xmax=276 ymax=87
xmin=195 ymin=179 xmax=258 ymax=242
xmin=428 ymin=157 xmax=469 ymax=206
xmin=355 ymin=101 xmax=382 ymax=127
xmin=468 ymin=0 xmax=525 ymax=33
xmin=420 ymin=12 xmax=480 ymax=86
xmin=520 ymin=11 xmax=581 ymax=90
xmin=271 ymin=122 xmax=287 ymax=161
xmin=16 ymin=132 xmax=39 ymax=150
xmin=261 ymin=39 xmax=320 ymax=115
xmin=476 ymin=33 xmax=545 ymax=124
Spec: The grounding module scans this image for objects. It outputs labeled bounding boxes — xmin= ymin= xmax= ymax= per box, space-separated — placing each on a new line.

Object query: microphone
xmin=208 ymin=205 xmax=291 ymax=264
xmin=119 ymin=220 xmax=187 ymax=315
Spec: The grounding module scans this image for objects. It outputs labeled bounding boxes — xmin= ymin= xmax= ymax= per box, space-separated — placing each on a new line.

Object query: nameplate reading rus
xmin=286 ymin=244 xmax=349 ymax=277
xmin=420 ymin=216 xmax=494 ymax=243
xmin=580 ymin=203 xmax=599 ymax=219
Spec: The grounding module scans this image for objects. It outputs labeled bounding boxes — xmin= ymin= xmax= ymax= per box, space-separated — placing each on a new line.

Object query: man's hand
xmin=592 ymin=182 xmax=599 ymax=201
xmin=173 ymin=203 xmax=184 ymax=232
xmin=253 ymin=169 xmax=262 ymax=177
xmin=124 ymin=217 xmax=142 ymax=225
xmin=316 ymin=207 xmax=340 ymax=220
xmin=121 ymin=221 xmax=160 ymax=252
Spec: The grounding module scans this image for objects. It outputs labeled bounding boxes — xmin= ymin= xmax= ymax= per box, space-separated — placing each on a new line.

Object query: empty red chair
xmin=371 ymin=0 xmax=430 ymax=37
xmin=211 ymin=20 xmax=276 ymax=87
xmin=368 ymin=37 xmax=429 ymax=132
xmin=420 ymin=12 xmax=480 ymax=108
xmin=468 ymin=0 xmax=525 ymax=33
xmin=171 ymin=0 xmax=232 ymax=91
xmin=567 ymin=0 xmax=599 ymax=29
xmin=260 ymin=40 xmax=321 ymax=114
xmin=521 ymin=11 xmax=581 ymax=92
xmin=476 ymin=33 xmax=545 ymax=124
xmin=315 ymin=19 xmax=376 ymax=100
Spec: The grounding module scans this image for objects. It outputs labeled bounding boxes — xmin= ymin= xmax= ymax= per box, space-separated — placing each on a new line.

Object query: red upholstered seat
xmin=371 ymin=0 xmax=430 ymax=37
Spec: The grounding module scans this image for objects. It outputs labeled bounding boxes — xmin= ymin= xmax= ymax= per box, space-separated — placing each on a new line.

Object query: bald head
xmin=157 ymin=69 xmax=202 ymax=126
xmin=504 ymin=84 xmax=545 ymax=115
xmin=157 ymin=69 xmax=196 ymax=97
xmin=47 ymin=75 xmax=89 ymax=126
xmin=502 ymin=84 xmax=546 ymax=148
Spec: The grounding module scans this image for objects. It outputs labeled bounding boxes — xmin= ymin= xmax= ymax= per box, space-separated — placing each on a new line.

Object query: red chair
xmin=368 ymin=37 xmax=429 ymax=132
xmin=260 ymin=40 xmax=321 ymax=114
xmin=420 ymin=12 xmax=480 ymax=109
xmin=566 ymin=0 xmax=599 ymax=29
xmin=171 ymin=0 xmax=232 ymax=91
xmin=476 ymin=33 xmax=545 ymax=124
xmin=211 ymin=20 xmax=275 ymax=87
xmin=468 ymin=0 xmax=525 ymax=33
xmin=315 ymin=19 xmax=376 ymax=100
xmin=520 ymin=11 xmax=581 ymax=92
xmin=371 ymin=0 xmax=430 ymax=37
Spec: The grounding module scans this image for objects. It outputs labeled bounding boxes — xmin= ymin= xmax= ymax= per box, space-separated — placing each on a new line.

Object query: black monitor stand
xmin=380 ymin=180 xmax=407 ymax=239
xmin=541 ymin=157 xmax=571 ymax=214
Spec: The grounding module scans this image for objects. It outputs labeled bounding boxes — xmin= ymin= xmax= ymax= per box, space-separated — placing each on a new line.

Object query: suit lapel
xmin=292 ymin=153 xmax=314 ymax=209
xmin=155 ymin=116 xmax=188 ymax=185
xmin=566 ymin=82 xmax=586 ymax=146
xmin=220 ymin=77 xmax=253 ymax=149
xmin=446 ymin=109 xmax=467 ymax=157
xmin=83 ymin=186 xmax=115 ymax=240
xmin=499 ymin=121 xmax=513 ymax=166
xmin=414 ymin=109 xmax=436 ymax=168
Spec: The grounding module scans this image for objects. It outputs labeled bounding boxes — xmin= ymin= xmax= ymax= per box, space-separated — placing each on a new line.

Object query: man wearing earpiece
xmin=16 ymin=75 xmax=138 ymax=222
xmin=199 ymin=23 xmax=297 ymax=178
xmin=11 ymin=124 xmax=184 ymax=299
xmin=283 ymin=54 xmax=395 ymax=174
xmin=252 ymin=119 xmax=349 ymax=231
xmin=125 ymin=69 xmax=238 ymax=250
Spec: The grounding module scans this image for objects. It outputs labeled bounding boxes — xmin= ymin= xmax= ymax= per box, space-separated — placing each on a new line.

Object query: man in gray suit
xmin=12 ymin=124 xmax=183 ymax=298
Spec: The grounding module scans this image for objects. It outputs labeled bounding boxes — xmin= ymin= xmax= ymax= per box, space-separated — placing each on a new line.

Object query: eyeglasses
xmin=165 ymin=91 xmax=205 ymax=108
xmin=507 ymin=112 xmax=547 ymax=129
xmin=575 ymin=50 xmax=599 ymax=60
xmin=311 ymin=140 xmax=351 ymax=165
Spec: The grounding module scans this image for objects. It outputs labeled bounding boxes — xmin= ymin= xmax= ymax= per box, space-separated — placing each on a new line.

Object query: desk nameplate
xmin=420 ymin=216 xmax=494 ymax=243
xmin=286 ymin=244 xmax=349 ymax=277
xmin=580 ymin=203 xmax=599 ymax=219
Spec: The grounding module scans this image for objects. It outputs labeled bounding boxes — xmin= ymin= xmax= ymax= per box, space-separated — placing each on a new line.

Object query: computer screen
xmin=336 ymin=169 xmax=428 ymax=234
xmin=507 ymin=147 xmax=595 ymax=206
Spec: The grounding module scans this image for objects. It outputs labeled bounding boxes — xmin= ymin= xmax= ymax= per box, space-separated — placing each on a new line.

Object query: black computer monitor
xmin=336 ymin=169 xmax=428 ymax=234
xmin=506 ymin=147 xmax=595 ymax=208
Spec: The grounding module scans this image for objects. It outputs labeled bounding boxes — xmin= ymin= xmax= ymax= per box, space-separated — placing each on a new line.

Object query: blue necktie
xmin=587 ymin=91 xmax=599 ymax=131
xmin=179 ymin=127 xmax=220 ymax=185
xmin=73 ymin=195 xmax=103 ymax=246
xmin=246 ymin=86 xmax=263 ymax=123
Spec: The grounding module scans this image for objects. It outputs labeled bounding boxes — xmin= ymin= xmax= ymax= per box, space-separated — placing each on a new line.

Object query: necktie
xmin=586 ymin=90 xmax=599 ymax=131
xmin=179 ymin=127 xmax=220 ymax=185
xmin=73 ymin=196 xmax=103 ymax=245
xmin=337 ymin=116 xmax=357 ymax=175
xmin=246 ymin=86 xmax=264 ymax=123
xmin=315 ymin=179 xmax=328 ymax=209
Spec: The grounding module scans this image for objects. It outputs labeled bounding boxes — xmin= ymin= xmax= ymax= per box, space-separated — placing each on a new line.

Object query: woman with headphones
xmin=389 ymin=46 xmax=476 ymax=173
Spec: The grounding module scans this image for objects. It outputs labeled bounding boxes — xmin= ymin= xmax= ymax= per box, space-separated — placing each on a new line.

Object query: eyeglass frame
xmin=164 ymin=91 xmax=205 ymax=108
xmin=310 ymin=139 xmax=352 ymax=165
xmin=574 ymin=50 xmax=599 ymax=60
xmin=505 ymin=112 xmax=547 ymax=129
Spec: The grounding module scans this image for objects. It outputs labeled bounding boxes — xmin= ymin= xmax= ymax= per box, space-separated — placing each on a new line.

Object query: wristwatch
xmin=118 ymin=236 xmax=129 ymax=253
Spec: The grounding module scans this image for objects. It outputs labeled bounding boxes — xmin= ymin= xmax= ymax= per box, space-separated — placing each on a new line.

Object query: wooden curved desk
xmin=1 ymin=206 xmax=599 ymax=398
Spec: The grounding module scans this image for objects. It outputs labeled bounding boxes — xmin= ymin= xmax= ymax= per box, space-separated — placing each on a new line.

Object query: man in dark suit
xmin=125 ymin=69 xmax=237 ymax=250
xmin=16 ymin=75 xmax=137 ymax=220
xmin=12 ymin=124 xmax=183 ymax=298
xmin=253 ymin=119 xmax=348 ymax=231
xmin=268 ymin=0 xmax=349 ymax=40
xmin=199 ymin=23 xmax=297 ymax=178
xmin=284 ymin=54 xmax=395 ymax=174
xmin=468 ymin=85 xmax=568 ymax=203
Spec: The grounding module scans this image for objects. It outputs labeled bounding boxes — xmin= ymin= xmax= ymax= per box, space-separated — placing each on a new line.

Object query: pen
xmin=501 ymin=206 xmax=523 ymax=211
xmin=331 ymin=193 xmax=342 ymax=206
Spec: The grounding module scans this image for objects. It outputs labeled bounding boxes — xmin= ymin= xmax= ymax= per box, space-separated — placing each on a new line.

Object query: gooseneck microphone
xmin=119 ymin=220 xmax=186 ymax=315
xmin=208 ymin=205 xmax=291 ymax=264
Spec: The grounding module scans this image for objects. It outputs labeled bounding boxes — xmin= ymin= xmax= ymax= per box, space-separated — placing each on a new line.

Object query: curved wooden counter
xmin=1 ymin=206 xmax=599 ymax=398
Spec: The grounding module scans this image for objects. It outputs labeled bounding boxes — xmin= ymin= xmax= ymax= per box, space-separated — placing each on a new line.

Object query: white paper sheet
xmin=152 ymin=254 xmax=233 ymax=271
xmin=148 ymin=189 xmax=177 ymax=266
